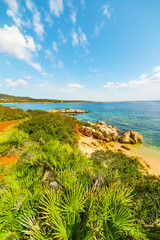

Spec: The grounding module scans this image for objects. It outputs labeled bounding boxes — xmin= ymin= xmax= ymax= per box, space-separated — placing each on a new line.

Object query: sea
xmin=2 ymin=101 xmax=160 ymax=151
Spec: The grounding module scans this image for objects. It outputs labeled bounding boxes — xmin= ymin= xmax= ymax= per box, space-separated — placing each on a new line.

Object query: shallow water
xmin=2 ymin=101 xmax=160 ymax=151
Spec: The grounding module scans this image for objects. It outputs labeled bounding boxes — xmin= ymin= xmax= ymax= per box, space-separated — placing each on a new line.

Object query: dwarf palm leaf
xmin=40 ymin=190 xmax=68 ymax=239
xmin=0 ymin=231 xmax=19 ymax=240
xmin=40 ymin=182 xmax=95 ymax=239
xmin=97 ymin=183 xmax=148 ymax=240
xmin=18 ymin=213 xmax=48 ymax=240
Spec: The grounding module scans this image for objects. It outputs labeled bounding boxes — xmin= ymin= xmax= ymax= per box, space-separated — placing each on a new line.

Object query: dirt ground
xmin=0 ymin=121 xmax=19 ymax=133
xmin=0 ymin=121 xmax=19 ymax=180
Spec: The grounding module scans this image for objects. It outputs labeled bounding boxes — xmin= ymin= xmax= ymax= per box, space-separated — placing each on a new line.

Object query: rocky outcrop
xmin=78 ymin=120 xmax=119 ymax=142
xmin=48 ymin=109 xmax=90 ymax=115
xmin=80 ymin=126 xmax=94 ymax=137
xmin=78 ymin=121 xmax=143 ymax=145
xmin=119 ymin=130 xmax=143 ymax=144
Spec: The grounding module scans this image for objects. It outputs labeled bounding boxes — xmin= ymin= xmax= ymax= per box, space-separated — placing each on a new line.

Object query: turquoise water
xmin=2 ymin=102 xmax=160 ymax=150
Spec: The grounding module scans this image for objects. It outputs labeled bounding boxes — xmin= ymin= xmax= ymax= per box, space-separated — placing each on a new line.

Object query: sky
xmin=0 ymin=0 xmax=160 ymax=101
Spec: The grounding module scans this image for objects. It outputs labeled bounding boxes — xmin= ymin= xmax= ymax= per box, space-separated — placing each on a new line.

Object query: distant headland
xmin=0 ymin=93 xmax=94 ymax=104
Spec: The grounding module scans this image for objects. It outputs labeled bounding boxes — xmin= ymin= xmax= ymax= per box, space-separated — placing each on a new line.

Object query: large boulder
xmin=84 ymin=127 xmax=93 ymax=137
xmin=78 ymin=120 xmax=119 ymax=142
xmin=119 ymin=130 xmax=143 ymax=144
xmin=96 ymin=120 xmax=107 ymax=126
xmin=87 ymin=121 xmax=96 ymax=127
xmin=78 ymin=126 xmax=95 ymax=136
xmin=96 ymin=121 xmax=118 ymax=141
xmin=94 ymin=130 xmax=104 ymax=140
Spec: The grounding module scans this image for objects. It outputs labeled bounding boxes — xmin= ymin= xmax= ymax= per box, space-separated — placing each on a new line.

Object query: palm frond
xmin=18 ymin=213 xmax=48 ymax=240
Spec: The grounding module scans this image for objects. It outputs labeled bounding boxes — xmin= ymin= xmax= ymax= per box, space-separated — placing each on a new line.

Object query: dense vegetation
xmin=0 ymin=93 xmax=94 ymax=103
xmin=0 ymin=105 xmax=28 ymax=121
xmin=0 ymin=105 xmax=160 ymax=239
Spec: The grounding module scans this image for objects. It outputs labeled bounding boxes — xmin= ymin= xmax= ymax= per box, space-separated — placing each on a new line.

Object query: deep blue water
xmin=2 ymin=102 xmax=160 ymax=149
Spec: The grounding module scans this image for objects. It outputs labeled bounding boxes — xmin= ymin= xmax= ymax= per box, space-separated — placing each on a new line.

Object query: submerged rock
xmin=119 ymin=130 xmax=143 ymax=144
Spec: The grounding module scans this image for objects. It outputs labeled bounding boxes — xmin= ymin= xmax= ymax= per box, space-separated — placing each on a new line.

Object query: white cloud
xmin=4 ymin=0 xmax=22 ymax=27
xmin=25 ymin=76 xmax=31 ymax=79
xmin=153 ymin=65 xmax=160 ymax=73
xmin=7 ymin=9 xmax=21 ymax=27
xmin=0 ymin=25 xmax=41 ymax=71
xmin=90 ymin=67 xmax=99 ymax=73
xmin=25 ymin=0 xmax=44 ymax=39
xmin=5 ymin=78 xmax=29 ymax=88
xmin=53 ymin=41 xmax=58 ymax=52
xmin=87 ymin=75 xmax=93 ymax=79
xmin=57 ymin=60 xmax=63 ymax=68
xmin=69 ymin=83 xmax=84 ymax=88
xmin=42 ymin=72 xmax=48 ymax=76
xmin=104 ymin=82 xmax=128 ymax=90
xmin=58 ymin=29 xmax=67 ymax=43
xmin=0 ymin=84 xmax=2 ymax=87
xmin=4 ymin=0 xmax=18 ymax=14
xmin=65 ymin=0 xmax=72 ymax=8
xmin=139 ymin=73 xmax=148 ymax=79
xmin=45 ymin=49 xmax=54 ymax=61
xmin=71 ymin=28 xmax=88 ymax=48
xmin=37 ymin=43 xmax=42 ymax=51
xmin=44 ymin=12 xmax=53 ymax=27
xmin=102 ymin=3 xmax=111 ymax=18
xmin=30 ymin=62 xmax=41 ymax=71
xmin=78 ymin=27 xmax=88 ymax=47
xmin=70 ymin=11 xmax=76 ymax=24
xmin=36 ymin=83 xmax=47 ymax=87
xmin=45 ymin=49 xmax=62 ymax=68
xmin=80 ymin=0 xmax=85 ymax=8
xmin=53 ymin=60 xmax=64 ymax=68
xmin=150 ymin=72 xmax=160 ymax=82
xmin=71 ymin=30 xmax=79 ymax=47
xmin=49 ymin=0 xmax=64 ymax=17
xmin=104 ymin=67 xmax=160 ymax=91
xmin=94 ymin=21 xmax=104 ymax=37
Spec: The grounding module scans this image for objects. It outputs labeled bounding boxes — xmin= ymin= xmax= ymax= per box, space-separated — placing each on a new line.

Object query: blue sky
xmin=0 ymin=0 xmax=160 ymax=101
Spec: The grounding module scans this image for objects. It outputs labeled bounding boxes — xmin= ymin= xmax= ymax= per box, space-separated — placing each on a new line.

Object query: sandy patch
xmin=78 ymin=132 xmax=160 ymax=177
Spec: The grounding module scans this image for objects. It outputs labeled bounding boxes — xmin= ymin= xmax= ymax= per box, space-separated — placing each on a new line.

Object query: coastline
xmin=78 ymin=132 xmax=160 ymax=176
xmin=1 ymin=102 xmax=160 ymax=176
xmin=1 ymin=101 xmax=95 ymax=104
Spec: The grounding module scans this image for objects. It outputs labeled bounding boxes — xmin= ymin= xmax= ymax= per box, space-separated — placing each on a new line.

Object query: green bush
xmin=18 ymin=113 xmax=78 ymax=145
xmin=0 ymin=105 xmax=27 ymax=121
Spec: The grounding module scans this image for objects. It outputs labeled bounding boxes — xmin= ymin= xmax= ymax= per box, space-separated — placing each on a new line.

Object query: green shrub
xmin=0 ymin=105 xmax=27 ymax=121
xmin=0 ymin=129 xmax=29 ymax=154
xmin=18 ymin=113 xmax=78 ymax=145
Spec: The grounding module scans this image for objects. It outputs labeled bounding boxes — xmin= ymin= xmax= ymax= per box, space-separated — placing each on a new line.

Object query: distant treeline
xmin=0 ymin=93 xmax=94 ymax=103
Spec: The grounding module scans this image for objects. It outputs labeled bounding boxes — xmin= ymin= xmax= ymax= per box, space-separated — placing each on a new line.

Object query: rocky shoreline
xmin=47 ymin=108 xmax=90 ymax=115
xmin=78 ymin=120 xmax=143 ymax=144
xmin=76 ymin=120 xmax=160 ymax=176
